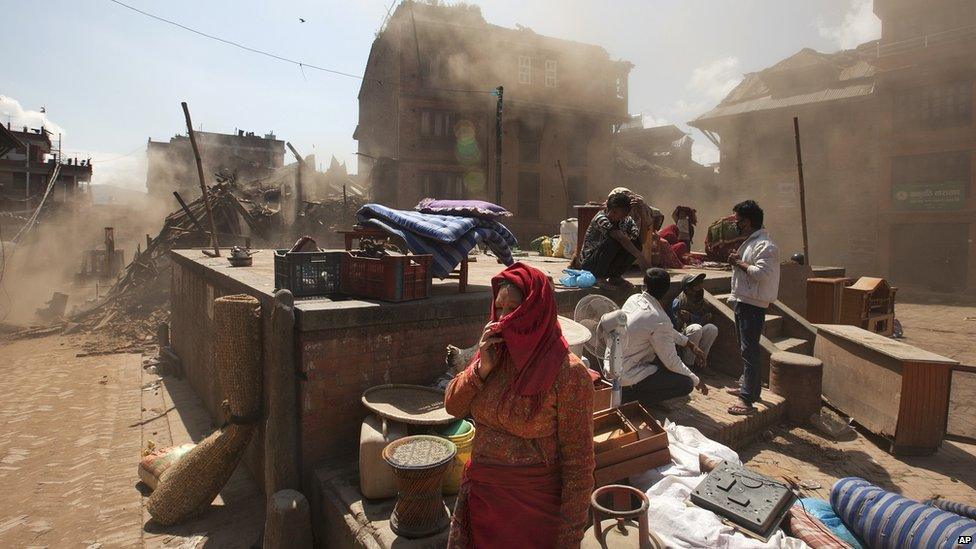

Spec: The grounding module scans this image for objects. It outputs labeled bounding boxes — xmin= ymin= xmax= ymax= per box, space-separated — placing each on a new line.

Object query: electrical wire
xmin=105 ymin=0 xmax=495 ymax=95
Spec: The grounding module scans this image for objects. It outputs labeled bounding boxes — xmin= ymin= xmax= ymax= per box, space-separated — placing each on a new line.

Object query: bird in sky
xmin=299 ymin=17 xmax=306 ymax=23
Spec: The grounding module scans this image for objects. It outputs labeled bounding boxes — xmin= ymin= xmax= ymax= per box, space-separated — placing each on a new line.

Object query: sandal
xmin=728 ymin=400 xmax=756 ymax=416
xmin=725 ymin=387 xmax=742 ymax=396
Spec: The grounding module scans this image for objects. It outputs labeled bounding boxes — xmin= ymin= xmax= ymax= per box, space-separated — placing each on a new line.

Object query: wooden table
xmin=814 ymin=324 xmax=958 ymax=455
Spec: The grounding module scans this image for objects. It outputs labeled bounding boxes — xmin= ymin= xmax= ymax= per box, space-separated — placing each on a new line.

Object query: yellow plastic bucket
xmin=435 ymin=420 xmax=475 ymax=495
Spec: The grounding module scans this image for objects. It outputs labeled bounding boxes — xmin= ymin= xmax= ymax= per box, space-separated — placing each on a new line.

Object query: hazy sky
xmin=3 ymin=0 xmax=880 ymax=190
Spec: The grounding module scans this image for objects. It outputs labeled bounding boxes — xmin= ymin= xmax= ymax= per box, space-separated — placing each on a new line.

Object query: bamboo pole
xmin=793 ymin=117 xmax=810 ymax=264
xmin=181 ymin=101 xmax=221 ymax=257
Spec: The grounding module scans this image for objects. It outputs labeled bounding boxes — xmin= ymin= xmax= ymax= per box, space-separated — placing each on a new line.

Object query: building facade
xmin=355 ymin=1 xmax=632 ymax=242
xmin=146 ymin=130 xmax=285 ymax=202
xmin=873 ymin=0 xmax=976 ymax=293
xmin=690 ymin=46 xmax=882 ymax=277
xmin=0 ymin=124 xmax=92 ymax=215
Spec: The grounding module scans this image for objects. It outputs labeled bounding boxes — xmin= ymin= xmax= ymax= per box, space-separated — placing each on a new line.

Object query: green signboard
xmin=892 ymin=180 xmax=967 ymax=211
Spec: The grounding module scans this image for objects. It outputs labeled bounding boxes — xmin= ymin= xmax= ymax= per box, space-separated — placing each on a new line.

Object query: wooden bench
xmin=337 ymin=226 xmax=469 ymax=293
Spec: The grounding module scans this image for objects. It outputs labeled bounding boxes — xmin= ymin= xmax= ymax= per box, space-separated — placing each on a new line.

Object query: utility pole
xmin=494 ymin=85 xmax=503 ymax=206
xmin=793 ymin=116 xmax=810 ymax=264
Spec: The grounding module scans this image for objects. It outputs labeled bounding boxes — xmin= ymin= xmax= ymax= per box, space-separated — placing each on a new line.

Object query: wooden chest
xmin=814 ymin=324 xmax=957 ymax=455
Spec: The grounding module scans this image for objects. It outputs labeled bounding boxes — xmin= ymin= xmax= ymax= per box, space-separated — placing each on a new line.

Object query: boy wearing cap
xmin=670 ymin=273 xmax=719 ymax=366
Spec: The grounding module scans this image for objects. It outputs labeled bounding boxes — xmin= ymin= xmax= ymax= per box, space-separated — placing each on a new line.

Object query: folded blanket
xmin=357 ymin=204 xmax=518 ymax=278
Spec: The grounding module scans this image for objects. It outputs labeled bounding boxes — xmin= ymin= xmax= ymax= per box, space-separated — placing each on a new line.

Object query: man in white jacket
xmin=726 ymin=200 xmax=780 ymax=415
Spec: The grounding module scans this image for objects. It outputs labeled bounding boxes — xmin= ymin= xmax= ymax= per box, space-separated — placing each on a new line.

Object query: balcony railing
xmin=877 ymin=24 xmax=976 ymax=57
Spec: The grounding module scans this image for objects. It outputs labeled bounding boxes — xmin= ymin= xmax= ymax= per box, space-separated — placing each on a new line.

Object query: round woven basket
xmin=383 ymin=435 xmax=456 ymax=539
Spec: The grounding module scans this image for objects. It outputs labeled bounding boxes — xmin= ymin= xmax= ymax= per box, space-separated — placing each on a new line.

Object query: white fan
xmin=574 ymin=295 xmax=628 ymax=409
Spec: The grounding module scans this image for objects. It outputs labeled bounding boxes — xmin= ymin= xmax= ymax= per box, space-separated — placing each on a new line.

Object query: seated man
xmin=611 ymin=268 xmax=709 ymax=409
xmin=670 ymin=273 xmax=718 ymax=366
xmin=578 ymin=192 xmax=651 ymax=287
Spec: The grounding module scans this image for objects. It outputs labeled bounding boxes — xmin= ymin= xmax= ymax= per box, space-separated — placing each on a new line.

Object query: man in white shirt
xmin=611 ymin=268 xmax=709 ymax=409
xmin=726 ymin=200 xmax=780 ymax=415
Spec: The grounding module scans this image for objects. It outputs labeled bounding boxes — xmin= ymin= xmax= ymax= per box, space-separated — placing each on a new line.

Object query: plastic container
xmin=340 ymin=252 xmax=433 ymax=302
xmin=273 ymin=249 xmax=343 ymax=297
xmin=559 ymin=218 xmax=578 ymax=258
xmin=359 ymin=414 xmax=408 ymax=499
xmin=434 ymin=419 xmax=475 ymax=495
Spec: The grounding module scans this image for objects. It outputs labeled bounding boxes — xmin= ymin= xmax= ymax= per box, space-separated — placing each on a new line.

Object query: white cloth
xmin=730 ymin=228 xmax=781 ymax=308
xmin=683 ymin=323 xmax=718 ymax=364
xmin=630 ymin=421 xmax=808 ymax=549
xmin=609 ymin=292 xmax=698 ymax=387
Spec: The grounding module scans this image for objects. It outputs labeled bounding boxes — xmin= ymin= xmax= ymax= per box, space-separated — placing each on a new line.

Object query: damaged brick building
xmin=146 ymin=129 xmax=285 ymax=202
xmin=691 ymin=0 xmax=976 ymax=293
xmin=355 ymin=1 xmax=633 ymax=241
xmin=0 ymin=124 xmax=92 ymax=217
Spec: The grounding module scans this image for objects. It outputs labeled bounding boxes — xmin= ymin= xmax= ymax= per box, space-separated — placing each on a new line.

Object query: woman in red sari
xmin=445 ymin=263 xmax=595 ymax=549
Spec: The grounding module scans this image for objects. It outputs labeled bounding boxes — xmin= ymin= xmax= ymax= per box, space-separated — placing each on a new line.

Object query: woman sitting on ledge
xmin=445 ymin=263 xmax=595 ymax=549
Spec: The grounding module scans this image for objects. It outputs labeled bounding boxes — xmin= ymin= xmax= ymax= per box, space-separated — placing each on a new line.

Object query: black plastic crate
xmin=273 ymin=249 xmax=344 ymax=297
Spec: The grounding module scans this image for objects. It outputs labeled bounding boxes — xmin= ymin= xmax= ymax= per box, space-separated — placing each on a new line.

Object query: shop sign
xmin=892 ymin=180 xmax=966 ymax=210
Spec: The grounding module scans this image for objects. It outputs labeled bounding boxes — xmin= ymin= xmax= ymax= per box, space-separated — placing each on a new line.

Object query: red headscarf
xmin=476 ymin=262 xmax=569 ymax=400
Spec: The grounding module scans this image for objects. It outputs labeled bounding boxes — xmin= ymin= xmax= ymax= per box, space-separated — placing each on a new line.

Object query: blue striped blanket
xmin=356 ymin=204 xmax=518 ymax=278
xmin=831 ymin=477 xmax=976 ymax=549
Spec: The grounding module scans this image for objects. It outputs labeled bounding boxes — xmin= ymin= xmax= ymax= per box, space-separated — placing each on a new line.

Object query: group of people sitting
xmin=573 ymin=187 xmax=700 ymax=288
xmin=443 ymin=197 xmax=780 ymax=547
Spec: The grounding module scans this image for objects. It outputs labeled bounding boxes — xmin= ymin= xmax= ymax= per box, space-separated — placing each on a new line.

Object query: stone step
xmin=773 ymin=336 xmax=810 ymax=354
xmin=764 ymin=314 xmax=783 ymax=339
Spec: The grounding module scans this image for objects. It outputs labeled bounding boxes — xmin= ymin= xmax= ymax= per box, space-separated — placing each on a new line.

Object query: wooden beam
xmin=181 ymin=101 xmax=221 ymax=257
xmin=172 ymin=191 xmax=203 ymax=232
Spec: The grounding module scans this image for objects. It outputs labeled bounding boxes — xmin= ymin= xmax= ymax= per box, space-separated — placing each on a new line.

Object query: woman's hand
xmin=477 ymin=322 xmax=504 ymax=379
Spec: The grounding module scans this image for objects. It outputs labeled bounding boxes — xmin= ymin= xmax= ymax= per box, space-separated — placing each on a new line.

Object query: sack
xmin=704 ymin=215 xmax=745 ymax=262
xmin=139 ymin=443 xmax=196 ymax=491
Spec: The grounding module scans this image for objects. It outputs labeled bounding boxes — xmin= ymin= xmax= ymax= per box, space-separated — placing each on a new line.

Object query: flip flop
xmin=728 ymin=402 xmax=756 ymax=416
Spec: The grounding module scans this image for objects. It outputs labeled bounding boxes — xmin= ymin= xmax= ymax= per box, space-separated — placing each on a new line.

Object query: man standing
xmin=670 ymin=273 xmax=719 ymax=366
xmin=726 ymin=200 xmax=780 ymax=415
xmin=610 ymin=268 xmax=709 ymax=409
xmin=578 ymin=191 xmax=651 ymax=288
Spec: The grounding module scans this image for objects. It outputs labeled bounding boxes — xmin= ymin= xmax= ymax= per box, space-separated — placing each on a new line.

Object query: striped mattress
xmin=831 ymin=477 xmax=976 ymax=548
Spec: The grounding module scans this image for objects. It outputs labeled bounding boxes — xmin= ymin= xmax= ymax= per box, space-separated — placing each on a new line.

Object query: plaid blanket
xmin=356 ymin=204 xmax=518 ymax=278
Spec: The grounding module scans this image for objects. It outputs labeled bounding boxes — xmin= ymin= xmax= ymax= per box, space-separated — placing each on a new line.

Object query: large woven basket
xmin=383 ymin=435 xmax=456 ymax=539
xmin=147 ymin=294 xmax=263 ymax=525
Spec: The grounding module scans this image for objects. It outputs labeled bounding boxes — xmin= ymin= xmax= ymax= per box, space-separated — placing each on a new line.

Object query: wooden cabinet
xmin=806 ymin=277 xmax=850 ymax=324
xmin=814 ymin=324 xmax=957 ymax=455
xmin=839 ymin=277 xmax=897 ymax=336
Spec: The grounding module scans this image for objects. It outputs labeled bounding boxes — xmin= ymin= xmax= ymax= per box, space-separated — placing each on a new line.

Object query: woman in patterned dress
xmin=445 ymin=263 xmax=595 ymax=548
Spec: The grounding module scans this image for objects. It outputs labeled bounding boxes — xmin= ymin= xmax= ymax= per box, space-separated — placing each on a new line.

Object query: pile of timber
xmin=69 ymin=183 xmax=276 ymax=342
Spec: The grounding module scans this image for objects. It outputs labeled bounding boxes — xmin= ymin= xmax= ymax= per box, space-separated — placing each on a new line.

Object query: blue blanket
xmin=356 ymin=204 xmax=518 ymax=278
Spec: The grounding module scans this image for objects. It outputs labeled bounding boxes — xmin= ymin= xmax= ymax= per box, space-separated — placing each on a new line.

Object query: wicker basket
xmin=383 ymin=435 xmax=456 ymax=538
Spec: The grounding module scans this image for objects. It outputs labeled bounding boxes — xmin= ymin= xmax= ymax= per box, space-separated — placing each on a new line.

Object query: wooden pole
xmin=494 ymin=85 xmax=503 ymax=206
xmin=265 ymin=290 xmax=300 ymax=495
xmin=181 ymin=101 xmax=221 ymax=257
xmin=264 ymin=489 xmax=313 ymax=549
xmin=793 ymin=117 xmax=810 ymax=264
xmin=172 ymin=191 xmax=203 ymax=232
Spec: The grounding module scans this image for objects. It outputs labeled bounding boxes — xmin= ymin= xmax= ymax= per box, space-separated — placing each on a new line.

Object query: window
xmin=421 ymin=171 xmax=464 ymax=199
xmin=545 ymin=60 xmax=557 ymax=88
xmin=518 ymin=172 xmax=540 ymax=218
xmin=519 ymin=122 xmax=542 ymax=163
xmin=518 ymin=55 xmax=532 ymax=84
xmin=894 ymin=81 xmax=972 ymax=129
xmin=420 ymin=110 xmax=459 ymax=138
xmin=567 ymin=135 xmax=587 ymax=167
xmin=566 ymin=176 xmax=587 ymax=218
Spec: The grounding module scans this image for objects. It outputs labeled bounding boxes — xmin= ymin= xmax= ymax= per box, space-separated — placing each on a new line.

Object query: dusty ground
xmin=740 ymin=297 xmax=976 ymax=507
xmin=0 ymin=336 xmax=262 ymax=548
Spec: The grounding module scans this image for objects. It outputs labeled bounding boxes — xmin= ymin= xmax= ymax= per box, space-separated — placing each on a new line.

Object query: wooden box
xmin=595 ymin=402 xmax=669 ymax=468
xmin=593 ymin=379 xmax=613 ymax=412
xmin=806 ymin=277 xmax=850 ymax=324
xmin=594 ymin=448 xmax=671 ymax=487
xmin=593 ymin=408 xmax=638 ymax=454
xmin=814 ymin=324 xmax=957 ymax=455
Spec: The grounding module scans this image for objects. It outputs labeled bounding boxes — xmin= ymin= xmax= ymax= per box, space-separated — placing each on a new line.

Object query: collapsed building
xmin=0 ymin=123 xmax=92 ymax=228
xmin=355 ymin=1 xmax=633 ymax=242
xmin=146 ymin=129 xmax=285 ymax=201
xmin=691 ymin=0 xmax=976 ymax=293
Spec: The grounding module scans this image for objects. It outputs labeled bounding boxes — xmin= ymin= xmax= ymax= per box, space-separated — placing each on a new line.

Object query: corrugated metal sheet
xmin=692 ymin=83 xmax=875 ymax=124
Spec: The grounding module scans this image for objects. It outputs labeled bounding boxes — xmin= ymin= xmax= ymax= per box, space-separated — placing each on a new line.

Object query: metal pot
xmin=581 ymin=485 xmax=665 ymax=549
